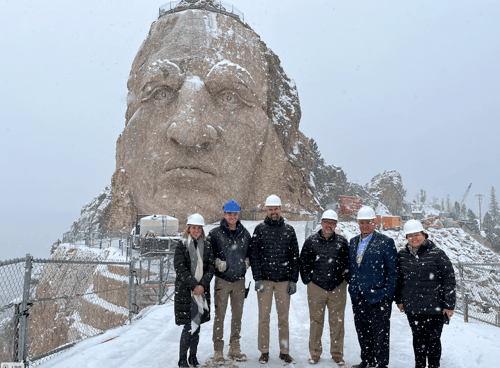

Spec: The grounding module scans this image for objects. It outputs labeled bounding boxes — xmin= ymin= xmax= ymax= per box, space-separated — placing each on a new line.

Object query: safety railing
xmin=454 ymin=262 xmax=500 ymax=327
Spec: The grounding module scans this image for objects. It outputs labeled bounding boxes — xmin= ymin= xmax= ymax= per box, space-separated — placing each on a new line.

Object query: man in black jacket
xmin=299 ymin=210 xmax=349 ymax=366
xmin=249 ymin=194 xmax=299 ymax=365
xmin=207 ymin=200 xmax=251 ymax=363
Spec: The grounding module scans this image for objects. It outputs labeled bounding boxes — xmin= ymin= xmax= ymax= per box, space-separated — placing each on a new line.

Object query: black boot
xmin=178 ymin=357 xmax=189 ymax=368
xmin=188 ymin=326 xmax=201 ymax=367
xmin=188 ymin=355 xmax=200 ymax=367
xmin=179 ymin=325 xmax=191 ymax=367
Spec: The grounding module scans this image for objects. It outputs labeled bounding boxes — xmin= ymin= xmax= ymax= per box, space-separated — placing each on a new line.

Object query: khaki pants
xmin=307 ymin=281 xmax=347 ymax=358
xmin=257 ymin=280 xmax=290 ymax=354
xmin=212 ymin=277 xmax=246 ymax=352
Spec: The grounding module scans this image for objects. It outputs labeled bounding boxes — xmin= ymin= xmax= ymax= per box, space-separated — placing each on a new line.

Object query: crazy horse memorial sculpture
xmin=108 ymin=0 xmax=317 ymax=230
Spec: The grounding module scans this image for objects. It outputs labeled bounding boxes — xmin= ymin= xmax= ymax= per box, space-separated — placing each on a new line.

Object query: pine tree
xmin=420 ymin=189 xmax=427 ymax=204
xmin=441 ymin=198 xmax=445 ymax=212
xmin=461 ymin=203 xmax=467 ymax=220
xmin=483 ymin=211 xmax=499 ymax=249
xmin=446 ymin=195 xmax=451 ymax=213
xmin=451 ymin=201 xmax=461 ymax=220
xmin=488 ymin=187 xmax=500 ymax=225
xmin=466 ymin=208 xmax=479 ymax=233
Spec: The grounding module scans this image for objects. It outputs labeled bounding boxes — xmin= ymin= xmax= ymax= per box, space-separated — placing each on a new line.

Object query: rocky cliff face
xmin=365 ymin=170 xmax=406 ymax=216
xmin=68 ymin=186 xmax=112 ymax=235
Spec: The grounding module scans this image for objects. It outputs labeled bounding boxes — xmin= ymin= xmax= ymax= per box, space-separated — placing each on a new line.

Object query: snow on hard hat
xmin=187 ymin=213 xmax=205 ymax=226
xmin=223 ymin=200 xmax=241 ymax=213
xmin=357 ymin=206 xmax=376 ymax=220
xmin=404 ymin=219 xmax=425 ymax=236
xmin=265 ymin=194 xmax=281 ymax=206
xmin=321 ymin=209 xmax=338 ymax=221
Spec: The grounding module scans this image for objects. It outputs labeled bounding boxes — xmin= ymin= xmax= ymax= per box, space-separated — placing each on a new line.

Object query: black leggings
xmin=179 ymin=324 xmax=200 ymax=361
xmin=406 ymin=313 xmax=444 ymax=368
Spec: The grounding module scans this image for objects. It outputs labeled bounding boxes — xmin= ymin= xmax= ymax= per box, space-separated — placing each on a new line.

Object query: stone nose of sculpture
xmin=166 ymin=76 xmax=218 ymax=149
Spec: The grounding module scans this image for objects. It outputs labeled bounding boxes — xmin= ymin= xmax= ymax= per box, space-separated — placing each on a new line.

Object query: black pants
xmin=179 ymin=324 xmax=200 ymax=363
xmin=406 ymin=314 xmax=444 ymax=368
xmin=352 ymin=293 xmax=392 ymax=368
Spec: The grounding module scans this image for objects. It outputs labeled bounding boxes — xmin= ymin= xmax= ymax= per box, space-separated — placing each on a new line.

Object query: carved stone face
xmin=118 ymin=10 xmax=273 ymax=222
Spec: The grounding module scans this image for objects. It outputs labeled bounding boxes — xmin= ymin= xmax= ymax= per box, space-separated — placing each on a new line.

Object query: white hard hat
xmin=321 ymin=209 xmax=338 ymax=221
xmin=187 ymin=213 xmax=205 ymax=226
xmin=357 ymin=206 xmax=376 ymax=220
xmin=404 ymin=219 xmax=424 ymax=236
xmin=265 ymin=194 xmax=281 ymax=206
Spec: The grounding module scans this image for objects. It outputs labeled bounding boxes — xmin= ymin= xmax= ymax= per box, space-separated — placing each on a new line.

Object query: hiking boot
xmin=228 ymin=345 xmax=247 ymax=361
xmin=213 ymin=351 xmax=225 ymax=363
xmin=178 ymin=356 xmax=189 ymax=368
xmin=308 ymin=355 xmax=320 ymax=364
xmin=333 ymin=356 xmax=345 ymax=366
xmin=259 ymin=352 xmax=269 ymax=364
xmin=279 ymin=353 xmax=295 ymax=364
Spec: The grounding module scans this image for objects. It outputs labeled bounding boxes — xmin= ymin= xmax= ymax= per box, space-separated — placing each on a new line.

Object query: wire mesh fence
xmin=0 ymin=258 xmax=27 ymax=363
xmin=454 ymin=262 xmax=500 ymax=327
xmin=0 ymin=250 xmax=179 ymax=367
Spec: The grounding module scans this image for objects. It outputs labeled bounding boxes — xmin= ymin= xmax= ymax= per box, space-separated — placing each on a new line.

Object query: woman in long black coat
xmin=174 ymin=213 xmax=214 ymax=368
xmin=395 ymin=220 xmax=456 ymax=368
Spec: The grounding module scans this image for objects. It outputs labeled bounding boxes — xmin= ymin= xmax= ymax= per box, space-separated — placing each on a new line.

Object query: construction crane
xmin=460 ymin=183 xmax=472 ymax=207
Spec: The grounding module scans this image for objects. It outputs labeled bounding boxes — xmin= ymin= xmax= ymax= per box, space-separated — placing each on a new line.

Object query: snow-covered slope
xmin=39 ymin=221 xmax=500 ymax=368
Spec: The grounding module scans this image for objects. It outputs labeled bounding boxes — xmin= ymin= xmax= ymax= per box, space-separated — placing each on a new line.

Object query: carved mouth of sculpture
xmin=165 ymin=166 xmax=214 ymax=176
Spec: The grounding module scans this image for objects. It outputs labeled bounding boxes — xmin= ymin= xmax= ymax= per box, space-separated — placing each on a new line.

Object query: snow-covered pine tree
xmin=488 ymin=186 xmax=500 ymax=225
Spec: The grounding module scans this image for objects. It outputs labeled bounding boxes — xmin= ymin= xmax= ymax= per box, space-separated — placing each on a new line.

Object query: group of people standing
xmin=173 ymin=196 xmax=456 ymax=368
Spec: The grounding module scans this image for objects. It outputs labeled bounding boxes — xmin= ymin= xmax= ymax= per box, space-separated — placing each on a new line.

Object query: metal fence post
xmin=159 ymin=256 xmax=165 ymax=305
xmin=129 ymin=259 xmax=135 ymax=323
xmin=464 ymin=293 xmax=469 ymax=323
xmin=18 ymin=254 xmax=33 ymax=362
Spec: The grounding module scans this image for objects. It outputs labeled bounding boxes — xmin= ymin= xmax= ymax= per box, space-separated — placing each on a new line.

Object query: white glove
xmin=215 ymin=258 xmax=227 ymax=272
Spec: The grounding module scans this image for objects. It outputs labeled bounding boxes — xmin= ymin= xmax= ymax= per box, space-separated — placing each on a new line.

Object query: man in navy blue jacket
xmin=208 ymin=200 xmax=251 ymax=363
xmin=349 ymin=207 xmax=398 ymax=368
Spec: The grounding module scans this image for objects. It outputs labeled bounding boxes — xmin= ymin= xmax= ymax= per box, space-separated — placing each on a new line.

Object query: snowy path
xmin=37 ymin=221 xmax=500 ymax=367
xmin=36 ymin=287 xmax=500 ymax=368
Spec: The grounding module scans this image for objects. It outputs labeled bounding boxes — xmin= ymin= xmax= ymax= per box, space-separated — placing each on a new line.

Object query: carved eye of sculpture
xmin=216 ymin=90 xmax=248 ymax=109
xmin=152 ymin=86 xmax=177 ymax=104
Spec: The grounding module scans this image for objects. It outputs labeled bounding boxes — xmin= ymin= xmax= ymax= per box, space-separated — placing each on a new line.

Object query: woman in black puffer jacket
xmin=395 ymin=220 xmax=456 ymax=368
xmin=174 ymin=213 xmax=214 ymax=368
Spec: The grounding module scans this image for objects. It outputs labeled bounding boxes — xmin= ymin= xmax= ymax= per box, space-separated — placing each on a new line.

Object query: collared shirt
xmin=356 ymin=232 xmax=374 ymax=267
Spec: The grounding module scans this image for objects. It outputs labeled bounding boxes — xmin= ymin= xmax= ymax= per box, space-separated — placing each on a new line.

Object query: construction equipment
xmin=375 ymin=215 xmax=401 ymax=230
xmin=338 ymin=195 xmax=363 ymax=221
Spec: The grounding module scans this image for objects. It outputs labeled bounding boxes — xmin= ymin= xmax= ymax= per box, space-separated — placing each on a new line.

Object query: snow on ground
xmin=37 ymin=221 xmax=500 ymax=368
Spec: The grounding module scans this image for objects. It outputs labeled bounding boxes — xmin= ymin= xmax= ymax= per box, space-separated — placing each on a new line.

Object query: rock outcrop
xmin=68 ymin=186 xmax=112 ymax=235
xmin=365 ymin=170 xmax=406 ymax=216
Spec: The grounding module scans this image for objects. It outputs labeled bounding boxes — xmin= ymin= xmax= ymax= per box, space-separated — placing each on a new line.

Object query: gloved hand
xmin=245 ymin=258 xmax=250 ymax=270
xmin=215 ymin=258 xmax=227 ymax=272
xmin=255 ymin=280 xmax=265 ymax=292
xmin=287 ymin=281 xmax=297 ymax=295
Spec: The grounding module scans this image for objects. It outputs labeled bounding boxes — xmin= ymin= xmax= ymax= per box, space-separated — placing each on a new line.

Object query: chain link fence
xmin=454 ymin=262 xmax=500 ymax=327
xmin=0 ymin=247 xmax=178 ymax=366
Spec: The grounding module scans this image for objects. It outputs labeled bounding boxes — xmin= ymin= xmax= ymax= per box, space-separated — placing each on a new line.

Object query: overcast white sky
xmin=1 ymin=0 xmax=499 ymax=259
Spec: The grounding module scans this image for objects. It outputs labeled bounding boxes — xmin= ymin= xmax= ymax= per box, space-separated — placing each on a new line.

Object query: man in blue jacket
xmin=208 ymin=200 xmax=251 ymax=363
xmin=349 ymin=206 xmax=398 ymax=368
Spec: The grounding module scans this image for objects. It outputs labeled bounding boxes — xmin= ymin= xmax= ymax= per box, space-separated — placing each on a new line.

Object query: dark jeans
xmin=352 ymin=293 xmax=392 ymax=368
xmin=179 ymin=324 xmax=200 ymax=363
xmin=406 ymin=314 xmax=444 ymax=368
